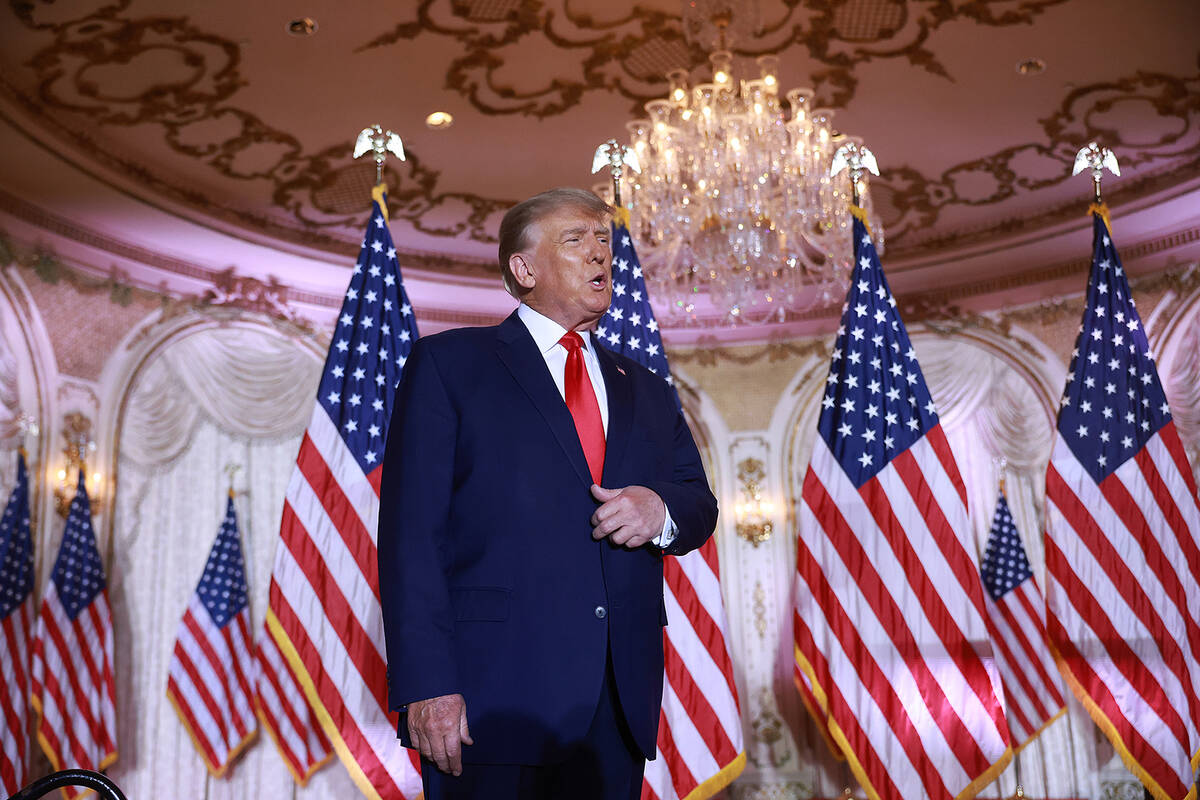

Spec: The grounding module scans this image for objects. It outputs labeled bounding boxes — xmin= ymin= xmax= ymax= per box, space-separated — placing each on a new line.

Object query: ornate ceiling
xmin=1 ymin=0 xmax=1198 ymax=331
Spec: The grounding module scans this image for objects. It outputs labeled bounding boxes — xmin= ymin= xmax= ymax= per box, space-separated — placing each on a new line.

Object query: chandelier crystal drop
xmin=622 ymin=50 xmax=884 ymax=325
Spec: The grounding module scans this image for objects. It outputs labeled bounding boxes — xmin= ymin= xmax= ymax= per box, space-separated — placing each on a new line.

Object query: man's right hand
xmin=406 ymin=693 xmax=473 ymax=776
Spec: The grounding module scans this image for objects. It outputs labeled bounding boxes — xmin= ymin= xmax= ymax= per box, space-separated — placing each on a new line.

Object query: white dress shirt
xmin=517 ymin=304 xmax=677 ymax=547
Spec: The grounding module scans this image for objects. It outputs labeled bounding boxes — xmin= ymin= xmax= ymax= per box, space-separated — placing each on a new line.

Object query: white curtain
xmin=108 ymin=325 xmax=360 ymax=798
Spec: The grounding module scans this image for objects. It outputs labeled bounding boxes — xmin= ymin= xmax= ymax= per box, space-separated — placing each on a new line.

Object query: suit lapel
xmin=594 ymin=340 xmax=632 ymax=488
xmin=495 ymin=312 xmax=594 ymax=489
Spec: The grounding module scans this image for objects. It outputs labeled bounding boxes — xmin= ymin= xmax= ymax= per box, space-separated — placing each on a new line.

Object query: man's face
xmin=520 ymin=206 xmax=613 ymax=331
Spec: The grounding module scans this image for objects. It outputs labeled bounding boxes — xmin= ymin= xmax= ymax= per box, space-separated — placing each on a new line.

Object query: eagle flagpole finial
xmin=353 ymin=125 xmax=406 ymax=186
xmin=591 ymin=139 xmax=641 ymax=208
xmin=830 ymin=141 xmax=880 ymax=207
xmin=1072 ymin=141 xmax=1120 ymax=204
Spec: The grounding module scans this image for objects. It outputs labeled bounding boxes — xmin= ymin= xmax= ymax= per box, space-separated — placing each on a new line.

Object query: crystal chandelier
xmin=620 ymin=17 xmax=884 ymax=325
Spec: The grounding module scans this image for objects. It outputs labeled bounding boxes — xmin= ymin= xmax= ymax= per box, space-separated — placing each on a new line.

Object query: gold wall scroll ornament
xmin=591 ymin=139 xmax=641 ymax=208
xmin=734 ymin=457 xmax=775 ymax=546
xmin=353 ymin=125 xmax=406 ymax=185
xmin=1072 ymin=142 xmax=1120 ymax=205
xmin=53 ymin=412 xmax=101 ymax=518
xmin=831 ymin=142 xmax=880 ymax=208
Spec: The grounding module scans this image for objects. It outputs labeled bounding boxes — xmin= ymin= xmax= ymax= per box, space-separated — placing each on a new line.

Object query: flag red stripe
xmin=40 ymin=609 xmax=103 ymax=753
xmin=182 ymin=610 xmax=246 ymax=739
xmin=1134 ymin=447 xmax=1200 ymax=664
xmin=296 ymin=435 xmax=379 ymax=597
xmin=1047 ymin=466 xmax=1194 ymax=746
xmin=167 ymin=676 xmax=220 ymax=768
xmin=1011 ymin=588 xmax=1066 ymax=707
xmin=1099 ymin=472 xmax=1200 ymax=731
xmin=796 ymin=477 xmax=946 ymax=798
xmin=277 ymin=503 xmax=387 ymax=706
xmin=983 ymin=613 xmax=1040 ymax=735
xmin=173 ymin=637 xmax=232 ymax=745
xmin=792 ymin=603 xmax=905 ymax=799
xmin=993 ymin=595 xmax=1055 ymax=720
xmin=697 ymin=536 xmax=720 ymax=576
xmin=36 ymin=649 xmax=91 ymax=770
xmin=855 ymin=470 xmax=995 ymax=777
xmin=1044 ymin=603 xmax=1186 ymax=797
xmin=662 ymin=635 xmax=737 ymax=766
xmin=925 ymin=425 xmax=968 ymax=509
xmin=663 ymin=558 xmax=737 ymax=700
xmin=1043 ymin=512 xmax=1191 ymax=750
xmin=2 ymin=613 xmax=29 ymax=772
xmin=227 ymin=615 xmax=257 ymax=717
xmin=254 ymin=647 xmax=311 ymax=772
xmin=70 ymin=610 xmax=105 ymax=710
xmin=269 ymin=587 xmax=397 ymax=791
xmin=654 ymin=707 xmax=695 ymax=799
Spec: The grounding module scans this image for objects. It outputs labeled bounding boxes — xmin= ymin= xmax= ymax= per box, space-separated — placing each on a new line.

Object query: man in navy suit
xmin=378 ymin=187 xmax=718 ymax=800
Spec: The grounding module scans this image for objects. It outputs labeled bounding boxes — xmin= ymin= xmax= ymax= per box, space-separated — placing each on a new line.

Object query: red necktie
xmin=559 ymin=331 xmax=605 ymax=484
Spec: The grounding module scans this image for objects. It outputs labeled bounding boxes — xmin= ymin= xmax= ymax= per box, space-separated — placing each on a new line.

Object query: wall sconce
xmin=52 ymin=412 xmax=103 ymax=518
xmin=735 ymin=457 xmax=775 ymax=546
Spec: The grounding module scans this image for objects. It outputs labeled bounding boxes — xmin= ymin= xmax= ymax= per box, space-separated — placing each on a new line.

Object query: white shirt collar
xmin=517 ymin=304 xmax=596 ymax=357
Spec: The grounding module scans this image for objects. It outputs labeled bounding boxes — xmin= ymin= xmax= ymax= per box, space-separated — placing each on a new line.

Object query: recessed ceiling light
xmin=425 ymin=111 xmax=454 ymax=129
xmin=287 ymin=17 xmax=317 ymax=36
xmin=1016 ymin=57 xmax=1046 ymax=76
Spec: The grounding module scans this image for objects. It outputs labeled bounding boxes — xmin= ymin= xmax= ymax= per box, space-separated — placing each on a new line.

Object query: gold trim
xmin=1089 ymin=202 xmax=1113 ymax=235
xmin=30 ymin=691 xmax=119 ymax=800
xmin=166 ymin=687 xmax=258 ymax=778
xmin=1049 ymin=641 xmax=1198 ymax=800
xmin=265 ymin=609 xmax=399 ymax=800
xmin=372 ymin=184 xmax=389 ymax=223
xmin=679 ymin=750 xmax=746 ymax=800
xmin=793 ymin=644 xmax=1014 ymax=800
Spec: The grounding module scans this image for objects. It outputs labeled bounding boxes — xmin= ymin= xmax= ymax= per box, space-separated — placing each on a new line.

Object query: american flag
xmin=1043 ymin=209 xmax=1200 ymax=800
xmin=167 ymin=494 xmax=257 ymax=776
xmin=1 ymin=451 xmax=34 ymax=795
xmin=979 ymin=491 xmax=1065 ymax=748
xmin=260 ymin=185 xmax=422 ymax=798
xmin=253 ymin=632 xmax=332 ymax=783
xmin=596 ymin=213 xmax=745 ymax=800
xmin=791 ymin=211 xmax=1013 ymax=800
xmin=29 ymin=472 xmax=117 ymax=797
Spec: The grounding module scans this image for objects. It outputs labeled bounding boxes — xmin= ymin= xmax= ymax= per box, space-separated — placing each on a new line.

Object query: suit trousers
xmin=420 ymin=648 xmax=646 ymax=800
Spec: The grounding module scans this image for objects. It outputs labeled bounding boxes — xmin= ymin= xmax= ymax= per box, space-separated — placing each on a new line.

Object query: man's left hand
xmin=590 ymin=484 xmax=665 ymax=548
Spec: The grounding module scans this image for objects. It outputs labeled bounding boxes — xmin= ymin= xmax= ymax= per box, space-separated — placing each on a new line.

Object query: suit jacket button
xmin=594 ymin=605 xmax=607 ymax=619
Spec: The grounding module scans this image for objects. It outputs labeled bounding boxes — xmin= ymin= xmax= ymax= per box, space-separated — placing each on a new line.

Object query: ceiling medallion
xmin=617 ymin=3 xmax=884 ymax=325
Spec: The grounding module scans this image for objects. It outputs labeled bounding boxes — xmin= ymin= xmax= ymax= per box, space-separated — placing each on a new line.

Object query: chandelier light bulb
xmin=623 ymin=44 xmax=884 ymax=324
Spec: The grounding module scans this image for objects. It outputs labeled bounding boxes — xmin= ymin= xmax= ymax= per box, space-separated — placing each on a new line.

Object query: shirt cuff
xmin=651 ymin=500 xmax=678 ymax=549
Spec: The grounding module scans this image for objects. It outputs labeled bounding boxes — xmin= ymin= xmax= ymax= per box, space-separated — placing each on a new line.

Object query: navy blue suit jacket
xmin=378 ymin=311 xmax=718 ymax=765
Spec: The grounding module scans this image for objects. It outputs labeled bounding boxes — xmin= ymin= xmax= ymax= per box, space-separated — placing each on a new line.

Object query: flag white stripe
xmin=662 ymin=579 xmax=740 ymax=744
xmin=793 ymin=550 xmax=937 ymax=797
xmin=34 ymin=584 xmax=116 ymax=769
xmin=1050 ymin=444 xmax=1200 ymax=748
xmin=1045 ymin=508 xmax=1195 ymax=779
xmin=168 ymin=657 xmax=226 ymax=760
xmin=283 ymin=480 xmax=383 ymax=658
xmin=802 ymin=462 xmax=954 ymax=795
xmin=173 ymin=602 xmax=256 ymax=745
xmin=306 ymin=406 xmax=379 ymax=536
xmin=1006 ymin=583 xmax=1060 ymax=687
xmin=2 ymin=603 xmax=32 ymax=793
xmin=272 ymin=537 xmax=419 ymax=791
xmin=818 ymin=442 xmax=1005 ymax=764
xmin=256 ymin=635 xmax=322 ymax=765
xmin=660 ymin=671 xmax=720 ymax=785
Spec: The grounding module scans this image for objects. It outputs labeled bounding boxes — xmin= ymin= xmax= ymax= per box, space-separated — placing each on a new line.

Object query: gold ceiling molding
xmin=5 ymin=1 xmax=514 ymax=247
xmin=881 ymin=66 xmax=1200 ymax=247
xmin=357 ymin=0 xmax=1069 ymax=116
xmin=1 ymin=0 xmax=1197 ymax=272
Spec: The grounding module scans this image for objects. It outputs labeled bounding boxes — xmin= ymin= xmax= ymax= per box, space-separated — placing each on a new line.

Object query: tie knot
xmin=559 ymin=331 xmax=585 ymax=352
